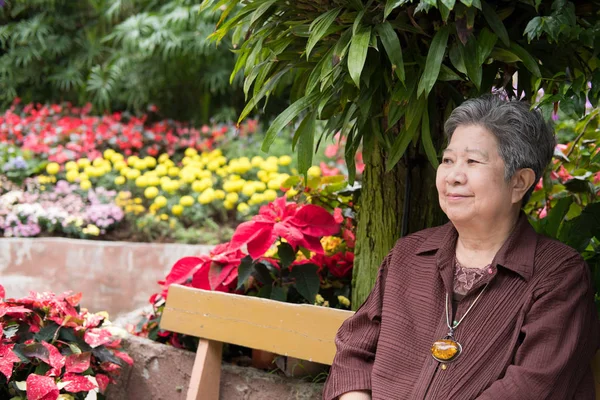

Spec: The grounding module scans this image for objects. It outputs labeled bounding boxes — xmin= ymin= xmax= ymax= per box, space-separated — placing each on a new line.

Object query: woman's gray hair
xmin=444 ymin=95 xmax=556 ymax=205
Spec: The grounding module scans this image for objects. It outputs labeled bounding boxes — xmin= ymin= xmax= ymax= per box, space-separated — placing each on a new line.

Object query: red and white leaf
xmin=61 ymin=373 xmax=97 ymax=393
xmin=25 ymin=374 xmax=59 ymax=400
xmin=0 ymin=343 xmax=21 ymax=380
xmin=65 ymin=352 xmax=91 ymax=374
xmin=94 ymin=374 xmax=110 ymax=393
xmin=83 ymin=329 xmax=113 ymax=348
xmin=0 ymin=284 xmax=5 ymax=299
xmin=162 ymin=256 xmax=208 ymax=287
xmin=113 ymin=350 xmax=133 ymax=366
xmin=40 ymin=342 xmax=66 ymax=376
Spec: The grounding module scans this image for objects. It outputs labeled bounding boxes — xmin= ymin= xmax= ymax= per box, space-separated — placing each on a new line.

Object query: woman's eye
xmin=442 ymin=158 xmax=452 ymax=164
xmin=467 ymin=159 xmax=479 ymax=164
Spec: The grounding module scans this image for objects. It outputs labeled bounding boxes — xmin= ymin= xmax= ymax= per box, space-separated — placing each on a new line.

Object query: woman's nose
xmin=446 ymin=165 xmax=466 ymax=185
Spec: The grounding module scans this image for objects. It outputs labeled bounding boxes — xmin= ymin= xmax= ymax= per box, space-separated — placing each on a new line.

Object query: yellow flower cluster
xmin=321 ymin=236 xmax=343 ymax=255
xmin=116 ymin=192 xmax=145 ymax=215
xmin=82 ymin=224 xmax=100 ymax=236
xmin=56 ymin=147 xmax=310 ymax=219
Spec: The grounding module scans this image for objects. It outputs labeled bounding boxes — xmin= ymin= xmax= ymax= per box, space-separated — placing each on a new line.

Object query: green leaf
xmin=270 ymin=286 xmax=287 ymax=302
xmin=440 ymin=0 xmax=456 ymax=10
xmin=481 ymin=0 xmax=509 ymax=47
xmin=254 ymin=262 xmax=274 ymax=285
xmin=490 ymin=47 xmax=521 ymax=63
xmin=376 ymin=22 xmax=405 ymax=82
xmin=438 ymin=64 xmax=463 ymax=81
xmin=543 ymin=196 xmax=573 ymax=238
xmin=386 ymin=96 xmax=425 ymax=171
xmin=509 ymin=42 xmax=541 ymax=77
xmin=384 ymin=0 xmax=410 ymax=20
xmin=348 ymin=26 xmax=371 ymax=88
xmin=387 ymin=101 xmax=406 ymax=128
xmin=460 ymin=39 xmax=482 ymax=90
xmin=421 ymin=106 xmax=439 ymax=168
xmin=417 ymin=25 xmax=450 ymax=97
xmin=34 ymin=322 xmax=60 ymax=343
xmin=477 ymin=27 xmax=498 ymax=64
xmin=239 ymin=66 xmax=292 ymax=122
xmin=296 ymin=111 xmax=317 ymax=177
xmin=290 ymin=264 xmax=320 ymax=302
xmin=261 ymin=92 xmax=319 ymax=152
xmin=449 ymin=42 xmax=467 ymax=74
xmin=306 ymin=8 xmax=342 ymax=59
xmin=236 ymin=256 xmax=254 ymax=290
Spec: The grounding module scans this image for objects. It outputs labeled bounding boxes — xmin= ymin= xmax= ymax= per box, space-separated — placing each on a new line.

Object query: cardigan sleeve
xmin=322 ymin=252 xmax=392 ymax=400
xmin=476 ymin=255 xmax=600 ymax=400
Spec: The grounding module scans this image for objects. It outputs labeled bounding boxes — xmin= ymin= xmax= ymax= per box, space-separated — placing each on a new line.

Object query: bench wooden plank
xmin=160 ymin=284 xmax=353 ymax=365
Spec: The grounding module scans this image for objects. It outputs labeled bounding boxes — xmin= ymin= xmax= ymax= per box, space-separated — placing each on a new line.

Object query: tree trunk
xmin=351 ymin=138 xmax=446 ymax=310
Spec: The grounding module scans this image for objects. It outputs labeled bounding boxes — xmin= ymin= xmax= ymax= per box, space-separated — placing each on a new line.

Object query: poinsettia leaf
xmin=92 ymin=346 xmax=122 ymax=366
xmin=40 ymin=342 xmax=66 ymax=375
xmin=163 ymin=257 xmax=207 ymax=287
xmin=290 ymin=205 xmax=340 ymax=237
xmin=0 ymin=344 xmax=21 ymax=380
xmin=253 ymin=262 xmax=274 ymax=285
xmin=113 ymin=350 xmax=133 ymax=366
xmin=65 ymin=352 xmax=91 ymax=374
xmin=236 ymin=256 xmax=254 ymax=290
xmin=290 ymin=264 xmax=320 ymax=303
xmin=277 ymin=242 xmax=296 ymax=270
xmin=270 ymin=286 xmax=287 ymax=302
xmin=13 ymin=343 xmax=50 ymax=364
xmin=26 ymin=374 xmax=60 ymax=400
xmin=84 ymin=329 xmax=113 ymax=348
xmin=34 ymin=322 xmax=60 ymax=343
xmin=62 ymin=373 xmax=97 ymax=393
xmin=0 ymin=284 xmax=5 ymax=299
xmin=95 ymin=374 xmax=110 ymax=394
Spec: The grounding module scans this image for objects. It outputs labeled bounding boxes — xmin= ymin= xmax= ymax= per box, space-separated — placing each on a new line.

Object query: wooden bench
xmin=160 ymin=284 xmax=600 ymax=400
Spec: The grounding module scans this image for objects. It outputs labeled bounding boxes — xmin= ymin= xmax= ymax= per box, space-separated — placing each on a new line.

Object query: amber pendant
xmin=431 ymin=337 xmax=462 ymax=363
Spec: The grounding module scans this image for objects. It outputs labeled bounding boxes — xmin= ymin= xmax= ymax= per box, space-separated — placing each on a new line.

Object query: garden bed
xmin=106 ymin=334 xmax=323 ymax=400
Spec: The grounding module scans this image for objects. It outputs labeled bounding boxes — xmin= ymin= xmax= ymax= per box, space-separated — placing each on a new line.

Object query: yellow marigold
xmin=206 ymin=160 xmax=220 ymax=171
xmin=168 ymin=167 xmax=180 ymax=177
xmin=133 ymin=159 xmax=146 ymax=171
xmin=180 ymin=171 xmax=196 ymax=184
xmin=251 ymin=156 xmax=264 ymax=167
xmin=114 ymin=176 xmax=126 ymax=185
xmin=248 ymin=193 xmax=264 ymax=206
xmin=321 ymin=236 xmax=343 ymax=254
xmin=92 ymin=158 xmax=105 ymax=168
xmin=113 ymin=160 xmax=127 ymax=171
xmin=160 ymin=213 xmax=169 ymax=221
xmin=80 ymin=180 xmax=92 ymax=190
xmin=263 ymin=189 xmax=277 ymax=202
xmin=127 ymin=156 xmax=140 ymax=167
xmin=337 ymin=295 xmax=351 ymax=307
xmin=146 ymin=175 xmax=160 ymax=186
xmin=126 ymin=169 xmax=141 ymax=180
xmin=82 ymin=224 xmax=100 ymax=236
xmin=158 ymin=153 xmax=170 ymax=163
xmin=185 ymin=147 xmax=198 ymax=157
xmin=315 ymin=294 xmax=325 ymax=305
xmin=286 ymin=188 xmax=299 ymax=198
xmin=172 ymin=204 xmax=184 ymax=216
xmin=144 ymin=156 xmax=157 ymax=168
xmin=144 ymin=187 xmax=159 ymax=199
xmin=180 ymin=195 xmax=194 ymax=207
xmin=45 ymin=162 xmax=60 ymax=175
xmin=110 ymin=153 xmax=124 ymax=163
xmin=154 ymin=195 xmax=168 ymax=208
xmin=278 ymin=155 xmax=292 ymax=166
xmin=225 ymin=192 xmax=239 ymax=204
xmin=65 ymin=161 xmax=78 ymax=171
xmin=308 ymin=166 xmax=321 ymax=178
xmin=103 ymin=149 xmax=116 ymax=160
xmin=181 ymin=156 xmax=192 ymax=166
xmin=223 ymin=200 xmax=235 ymax=210
xmin=237 ymin=202 xmax=250 ymax=213
xmin=66 ymin=170 xmax=79 ymax=183
xmin=267 ymin=179 xmax=282 ymax=191
xmin=77 ymin=158 xmax=91 ymax=168
xmin=198 ymin=189 xmax=216 ymax=205
xmin=214 ymin=189 xmax=225 ymax=200
xmin=260 ymin=161 xmax=278 ymax=173
xmin=134 ymin=197 xmax=143 ymax=204
xmin=135 ymin=176 xmax=149 ymax=188
xmin=241 ymin=183 xmax=256 ymax=197
xmin=155 ymin=164 xmax=168 ymax=176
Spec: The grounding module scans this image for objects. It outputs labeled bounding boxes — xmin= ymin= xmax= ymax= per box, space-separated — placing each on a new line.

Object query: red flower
xmin=230 ymin=196 xmax=339 ymax=259
xmin=328 ymin=252 xmax=354 ymax=278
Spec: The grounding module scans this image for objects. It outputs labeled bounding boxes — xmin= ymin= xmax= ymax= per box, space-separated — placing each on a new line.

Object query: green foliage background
xmin=0 ymin=0 xmax=245 ymax=122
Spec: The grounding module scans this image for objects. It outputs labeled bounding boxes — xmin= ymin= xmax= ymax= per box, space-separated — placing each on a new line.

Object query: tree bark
xmin=351 ymin=139 xmax=446 ymax=310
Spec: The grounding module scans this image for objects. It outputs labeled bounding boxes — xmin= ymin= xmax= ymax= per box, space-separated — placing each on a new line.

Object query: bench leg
xmin=187 ymin=339 xmax=223 ymax=400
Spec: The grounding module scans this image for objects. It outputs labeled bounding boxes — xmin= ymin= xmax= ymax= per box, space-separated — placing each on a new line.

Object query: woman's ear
xmin=511 ymin=168 xmax=536 ymax=204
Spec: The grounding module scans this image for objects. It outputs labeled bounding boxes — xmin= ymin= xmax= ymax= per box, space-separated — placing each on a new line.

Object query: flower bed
xmin=0 ymin=287 xmax=133 ymax=400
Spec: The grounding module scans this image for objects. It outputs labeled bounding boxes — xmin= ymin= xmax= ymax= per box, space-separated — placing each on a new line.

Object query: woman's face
xmin=436 ymin=124 xmax=516 ymax=225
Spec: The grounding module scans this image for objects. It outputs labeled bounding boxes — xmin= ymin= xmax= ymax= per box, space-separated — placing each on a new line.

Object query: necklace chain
xmin=445 ymin=282 xmax=489 ymax=334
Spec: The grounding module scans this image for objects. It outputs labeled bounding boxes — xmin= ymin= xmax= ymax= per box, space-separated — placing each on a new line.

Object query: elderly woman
xmin=323 ymin=95 xmax=599 ymax=400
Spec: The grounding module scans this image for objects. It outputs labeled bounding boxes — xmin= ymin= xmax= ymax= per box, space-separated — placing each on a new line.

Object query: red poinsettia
xmin=159 ymin=242 xmax=245 ymax=296
xmin=229 ymin=196 xmax=339 ymax=259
